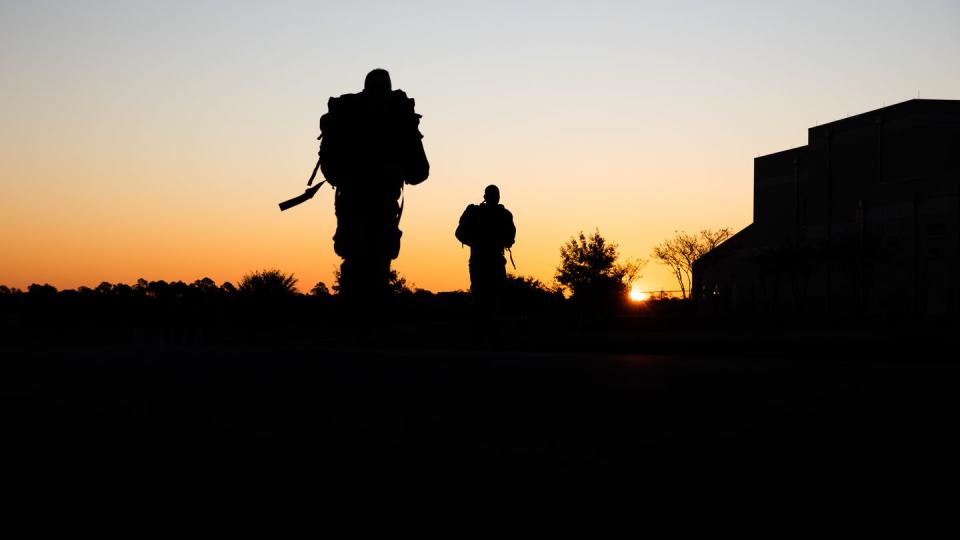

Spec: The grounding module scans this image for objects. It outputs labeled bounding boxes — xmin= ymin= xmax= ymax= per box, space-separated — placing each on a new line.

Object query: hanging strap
xmin=307 ymin=134 xmax=323 ymax=186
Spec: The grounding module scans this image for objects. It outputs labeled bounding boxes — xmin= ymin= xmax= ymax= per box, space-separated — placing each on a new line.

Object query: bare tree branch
xmin=651 ymin=228 xmax=731 ymax=299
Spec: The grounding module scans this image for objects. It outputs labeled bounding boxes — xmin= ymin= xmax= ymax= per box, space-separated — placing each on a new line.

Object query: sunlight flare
xmin=629 ymin=285 xmax=649 ymax=302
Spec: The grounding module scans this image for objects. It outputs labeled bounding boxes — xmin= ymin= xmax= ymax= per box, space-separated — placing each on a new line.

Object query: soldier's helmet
xmin=364 ymin=69 xmax=392 ymax=94
xmin=484 ymin=185 xmax=500 ymax=205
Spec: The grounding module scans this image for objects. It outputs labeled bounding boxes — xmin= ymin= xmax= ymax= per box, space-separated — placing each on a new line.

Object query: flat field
xmin=4 ymin=341 xmax=958 ymax=503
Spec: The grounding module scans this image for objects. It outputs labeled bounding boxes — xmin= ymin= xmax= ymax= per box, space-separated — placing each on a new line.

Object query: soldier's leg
xmin=369 ymin=197 xmax=401 ymax=296
xmin=334 ymin=190 xmax=400 ymax=301
xmin=338 ymin=258 xmax=359 ymax=298
xmin=333 ymin=189 xmax=361 ymax=299
xmin=348 ymin=241 xmax=394 ymax=301
xmin=494 ymin=260 xmax=507 ymax=289
xmin=469 ymin=259 xmax=490 ymax=297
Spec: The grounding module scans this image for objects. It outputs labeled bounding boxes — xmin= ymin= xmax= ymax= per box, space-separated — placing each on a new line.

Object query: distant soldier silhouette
xmin=455 ymin=185 xmax=516 ymax=297
xmin=318 ymin=69 xmax=429 ymax=299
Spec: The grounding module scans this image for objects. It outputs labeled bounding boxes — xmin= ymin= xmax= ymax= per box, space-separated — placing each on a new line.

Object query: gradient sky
xmin=2 ymin=0 xmax=959 ymax=293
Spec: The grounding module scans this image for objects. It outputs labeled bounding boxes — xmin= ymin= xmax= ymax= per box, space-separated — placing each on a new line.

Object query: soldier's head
xmin=364 ymin=69 xmax=392 ymax=94
xmin=483 ymin=185 xmax=500 ymax=205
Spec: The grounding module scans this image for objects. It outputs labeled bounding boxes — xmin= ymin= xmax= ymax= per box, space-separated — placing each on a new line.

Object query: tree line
xmin=1 ymin=228 xmax=731 ymax=304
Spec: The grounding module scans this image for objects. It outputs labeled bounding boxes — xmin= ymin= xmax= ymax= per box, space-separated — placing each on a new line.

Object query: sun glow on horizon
xmin=1 ymin=3 xmax=957 ymax=293
xmin=629 ymin=285 xmax=649 ymax=303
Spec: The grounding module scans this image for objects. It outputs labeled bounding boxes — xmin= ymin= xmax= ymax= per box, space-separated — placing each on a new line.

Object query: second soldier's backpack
xmin=455 ymin=204 xmax=480 ymax=247
xmin=456 ymin=203 xmax=516 ymax=250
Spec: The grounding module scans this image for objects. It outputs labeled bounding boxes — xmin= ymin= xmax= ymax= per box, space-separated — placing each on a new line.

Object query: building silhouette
xmin=695 ymin=99 xmax=960 ymax=317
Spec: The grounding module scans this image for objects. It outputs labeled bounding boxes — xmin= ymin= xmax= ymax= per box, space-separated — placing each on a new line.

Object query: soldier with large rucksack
xmin=456 ymin=185 xmax=516 ymax=297
xmin=291 ymin=69 xmax=429 ymax=299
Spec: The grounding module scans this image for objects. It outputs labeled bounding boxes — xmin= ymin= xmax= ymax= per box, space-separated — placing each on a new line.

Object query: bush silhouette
xmin=331 ymin=269 xmax=411 ymax=295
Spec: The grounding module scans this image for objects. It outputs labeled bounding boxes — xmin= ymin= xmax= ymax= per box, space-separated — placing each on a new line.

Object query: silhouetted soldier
xmin=318 ymin=69 xmax=429 ymax=299
xmin=455 ymin=185 xmax=516 ymax=298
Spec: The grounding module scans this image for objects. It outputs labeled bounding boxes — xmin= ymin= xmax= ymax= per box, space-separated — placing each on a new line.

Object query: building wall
xmin=754 ymin=146 xmax=806 ymax=245
xmin=696 ymin=100 xmax=960 ymax=318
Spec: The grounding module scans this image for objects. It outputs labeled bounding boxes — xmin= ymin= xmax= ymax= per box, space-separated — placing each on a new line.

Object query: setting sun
xmin=629 ymin=285 xmax=649 ymax=303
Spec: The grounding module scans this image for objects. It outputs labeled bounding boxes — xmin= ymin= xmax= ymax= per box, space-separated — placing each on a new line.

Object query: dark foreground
xmin=4 ymin=341 xmax=959 ymax=509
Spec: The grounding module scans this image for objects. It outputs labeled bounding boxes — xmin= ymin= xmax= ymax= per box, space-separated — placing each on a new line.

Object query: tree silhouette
xmin=238 ymin=269 xmax=298 ymax=297
xmin=95 ymin=282 xmax=114 ymax=295
xmin=146 ymin=280 xmax=169 ymax=299
xmin=387 ymin=271 xmax=412 ymax=295
xmin=651 ymin=228 xmax=731 ymax=299
xmin=310 ymin=281 xmax=331 ymax=297
xmin=192 ymin=277 xmax=218 ymax=293
xmin=555 ymin=229 xmax=643 ymax=305
xmin=27 ymin=283 xmax=58 ymax=297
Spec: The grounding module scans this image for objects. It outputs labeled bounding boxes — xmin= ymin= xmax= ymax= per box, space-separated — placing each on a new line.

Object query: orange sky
xmin=2 ymin=2 xmax=958 ymax=293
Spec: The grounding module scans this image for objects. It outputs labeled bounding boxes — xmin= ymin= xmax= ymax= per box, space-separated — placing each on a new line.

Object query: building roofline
xmin=753 ymin=99 xmax=959 ymax=160
xmin=809 ymin=98 xmax=960 ymax=136
xmin=755 ymin=144 xmax=808 ymax=162
xmin=695 ymin=223 xmax=754 ymax=267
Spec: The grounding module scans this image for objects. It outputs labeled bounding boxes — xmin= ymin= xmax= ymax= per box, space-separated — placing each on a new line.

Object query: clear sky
xmin=2 ymin=0 xmax=959 ymax=292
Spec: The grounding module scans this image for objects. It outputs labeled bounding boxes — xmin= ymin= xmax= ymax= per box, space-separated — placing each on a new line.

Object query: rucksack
xmin=318 ymin=90 xmax=429 ymax=189
xmin=455 ymin=204 xmax=481 ymax=247
xmin=456 ymin=203 xmax=516 ymax=250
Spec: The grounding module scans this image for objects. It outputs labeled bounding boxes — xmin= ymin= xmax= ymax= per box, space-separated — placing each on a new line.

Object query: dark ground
xmin=4 ymin=333 xmax=959 ymax=510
